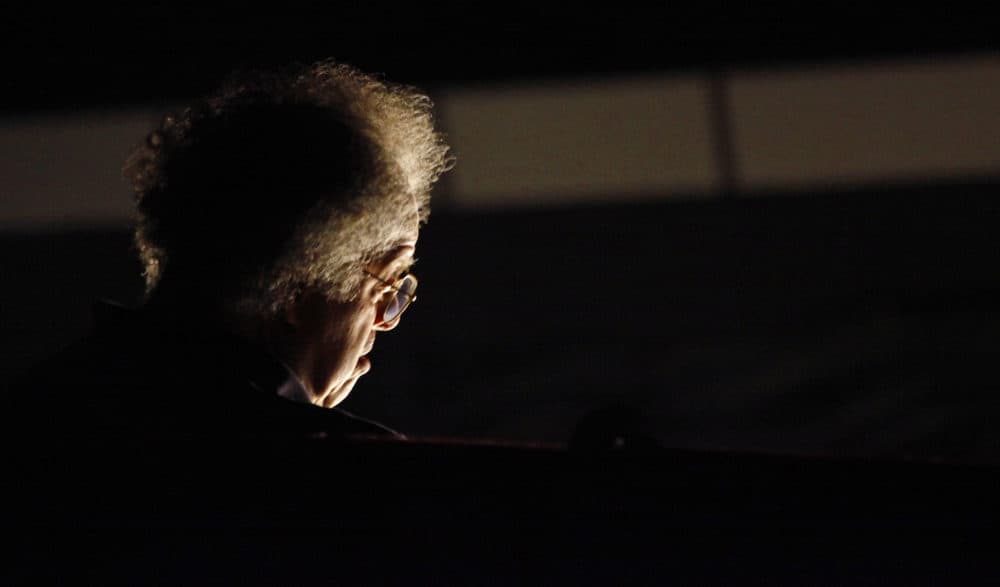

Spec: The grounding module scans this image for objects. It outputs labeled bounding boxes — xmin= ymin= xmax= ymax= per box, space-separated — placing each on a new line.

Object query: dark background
xmin=2 ymin=10 xmax=999 ymax=461
xmin=3 ymin=9 xmax=995 ymax=112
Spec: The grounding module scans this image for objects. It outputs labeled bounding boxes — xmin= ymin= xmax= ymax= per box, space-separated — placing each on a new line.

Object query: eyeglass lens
xmin=383 ymin=275 xmax=416 ymax=322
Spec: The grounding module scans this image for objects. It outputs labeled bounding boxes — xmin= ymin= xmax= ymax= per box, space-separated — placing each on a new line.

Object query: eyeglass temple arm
xmin=363 ymin=271 xmax=417 ymax=301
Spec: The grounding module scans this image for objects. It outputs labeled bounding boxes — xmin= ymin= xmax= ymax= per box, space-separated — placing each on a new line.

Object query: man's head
xmin=124 ymin=60 xmax=452 ymax=406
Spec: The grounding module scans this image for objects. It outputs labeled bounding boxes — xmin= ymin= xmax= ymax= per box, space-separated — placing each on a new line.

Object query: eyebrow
xmin=378 ymin=254 xmax=415 ymax=280
xmin=375 ymin=245 xmax=417 ymax=279
xmin=397 ymin=256 xmax=417 ymax=276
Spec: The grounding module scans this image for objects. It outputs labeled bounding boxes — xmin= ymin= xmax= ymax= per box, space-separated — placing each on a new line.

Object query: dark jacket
xmin=3 ymin=300 xmax=402 ymax=521
xmin=5 ymin=299 xmax=399 ymax=447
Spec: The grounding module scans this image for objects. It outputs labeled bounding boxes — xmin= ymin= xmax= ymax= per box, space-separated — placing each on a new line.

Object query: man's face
xmin=283 ymin=244 xmax=416 ymax=408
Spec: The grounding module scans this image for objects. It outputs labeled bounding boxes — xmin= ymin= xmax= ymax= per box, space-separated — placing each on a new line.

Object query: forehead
xmin=403 ymin=193 xmax=421 ymax=241
xmin=369 ymin=194 xmax=420 ymax=272
xmin=395 ymin=195 xmax=420 ymax=259
xmin=375 ymin=244 xmax=416 ymax=274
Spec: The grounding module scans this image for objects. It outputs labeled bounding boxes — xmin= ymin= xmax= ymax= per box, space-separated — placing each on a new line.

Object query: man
xmin=4 ymin=62 xmax=456 ymax=581
xmin=6 ymin=60 xmax=453 ymax=451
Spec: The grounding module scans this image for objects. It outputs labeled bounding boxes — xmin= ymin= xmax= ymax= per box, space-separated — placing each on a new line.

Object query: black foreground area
xmin=7 ymin=438 xmax=1000 ymax=585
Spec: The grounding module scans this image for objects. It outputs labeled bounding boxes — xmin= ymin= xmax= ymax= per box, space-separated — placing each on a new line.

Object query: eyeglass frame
xmin=363 ymin=270 xmax=418 ymax=325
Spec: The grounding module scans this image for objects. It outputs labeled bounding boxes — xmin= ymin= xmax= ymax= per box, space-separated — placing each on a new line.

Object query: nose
xmin=373 ymin=315 xmax=400 ymax=332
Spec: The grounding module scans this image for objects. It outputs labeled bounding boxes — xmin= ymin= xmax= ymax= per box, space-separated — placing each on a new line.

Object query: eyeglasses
xmin=364 ymin=271 xmax=418 ymax=325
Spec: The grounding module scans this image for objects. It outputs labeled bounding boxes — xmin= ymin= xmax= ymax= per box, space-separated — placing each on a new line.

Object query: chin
xmin=322 ymin=381 xmax=358 ymax=408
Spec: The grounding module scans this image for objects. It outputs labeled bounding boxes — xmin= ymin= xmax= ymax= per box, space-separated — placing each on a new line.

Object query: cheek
xmin=302 ymin=305 xmax=362 ymax=365
xmin=333 ymin=303 xmax=376 ymax=351
xmin=353 ymin=306 xmax=377 ymax=342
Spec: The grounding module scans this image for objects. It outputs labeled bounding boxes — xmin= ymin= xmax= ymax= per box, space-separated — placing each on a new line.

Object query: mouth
xmin=357 ymin=355 xmax=371 ymax=374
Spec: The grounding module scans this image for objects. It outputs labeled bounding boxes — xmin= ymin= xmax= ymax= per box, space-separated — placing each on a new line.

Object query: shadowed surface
xmin=4 ymin=180 xmax=999 ymax=461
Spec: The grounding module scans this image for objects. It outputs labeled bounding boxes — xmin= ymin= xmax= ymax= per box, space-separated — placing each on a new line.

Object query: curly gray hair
xmin=124 ymin=59 xmax=453 ymax=319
